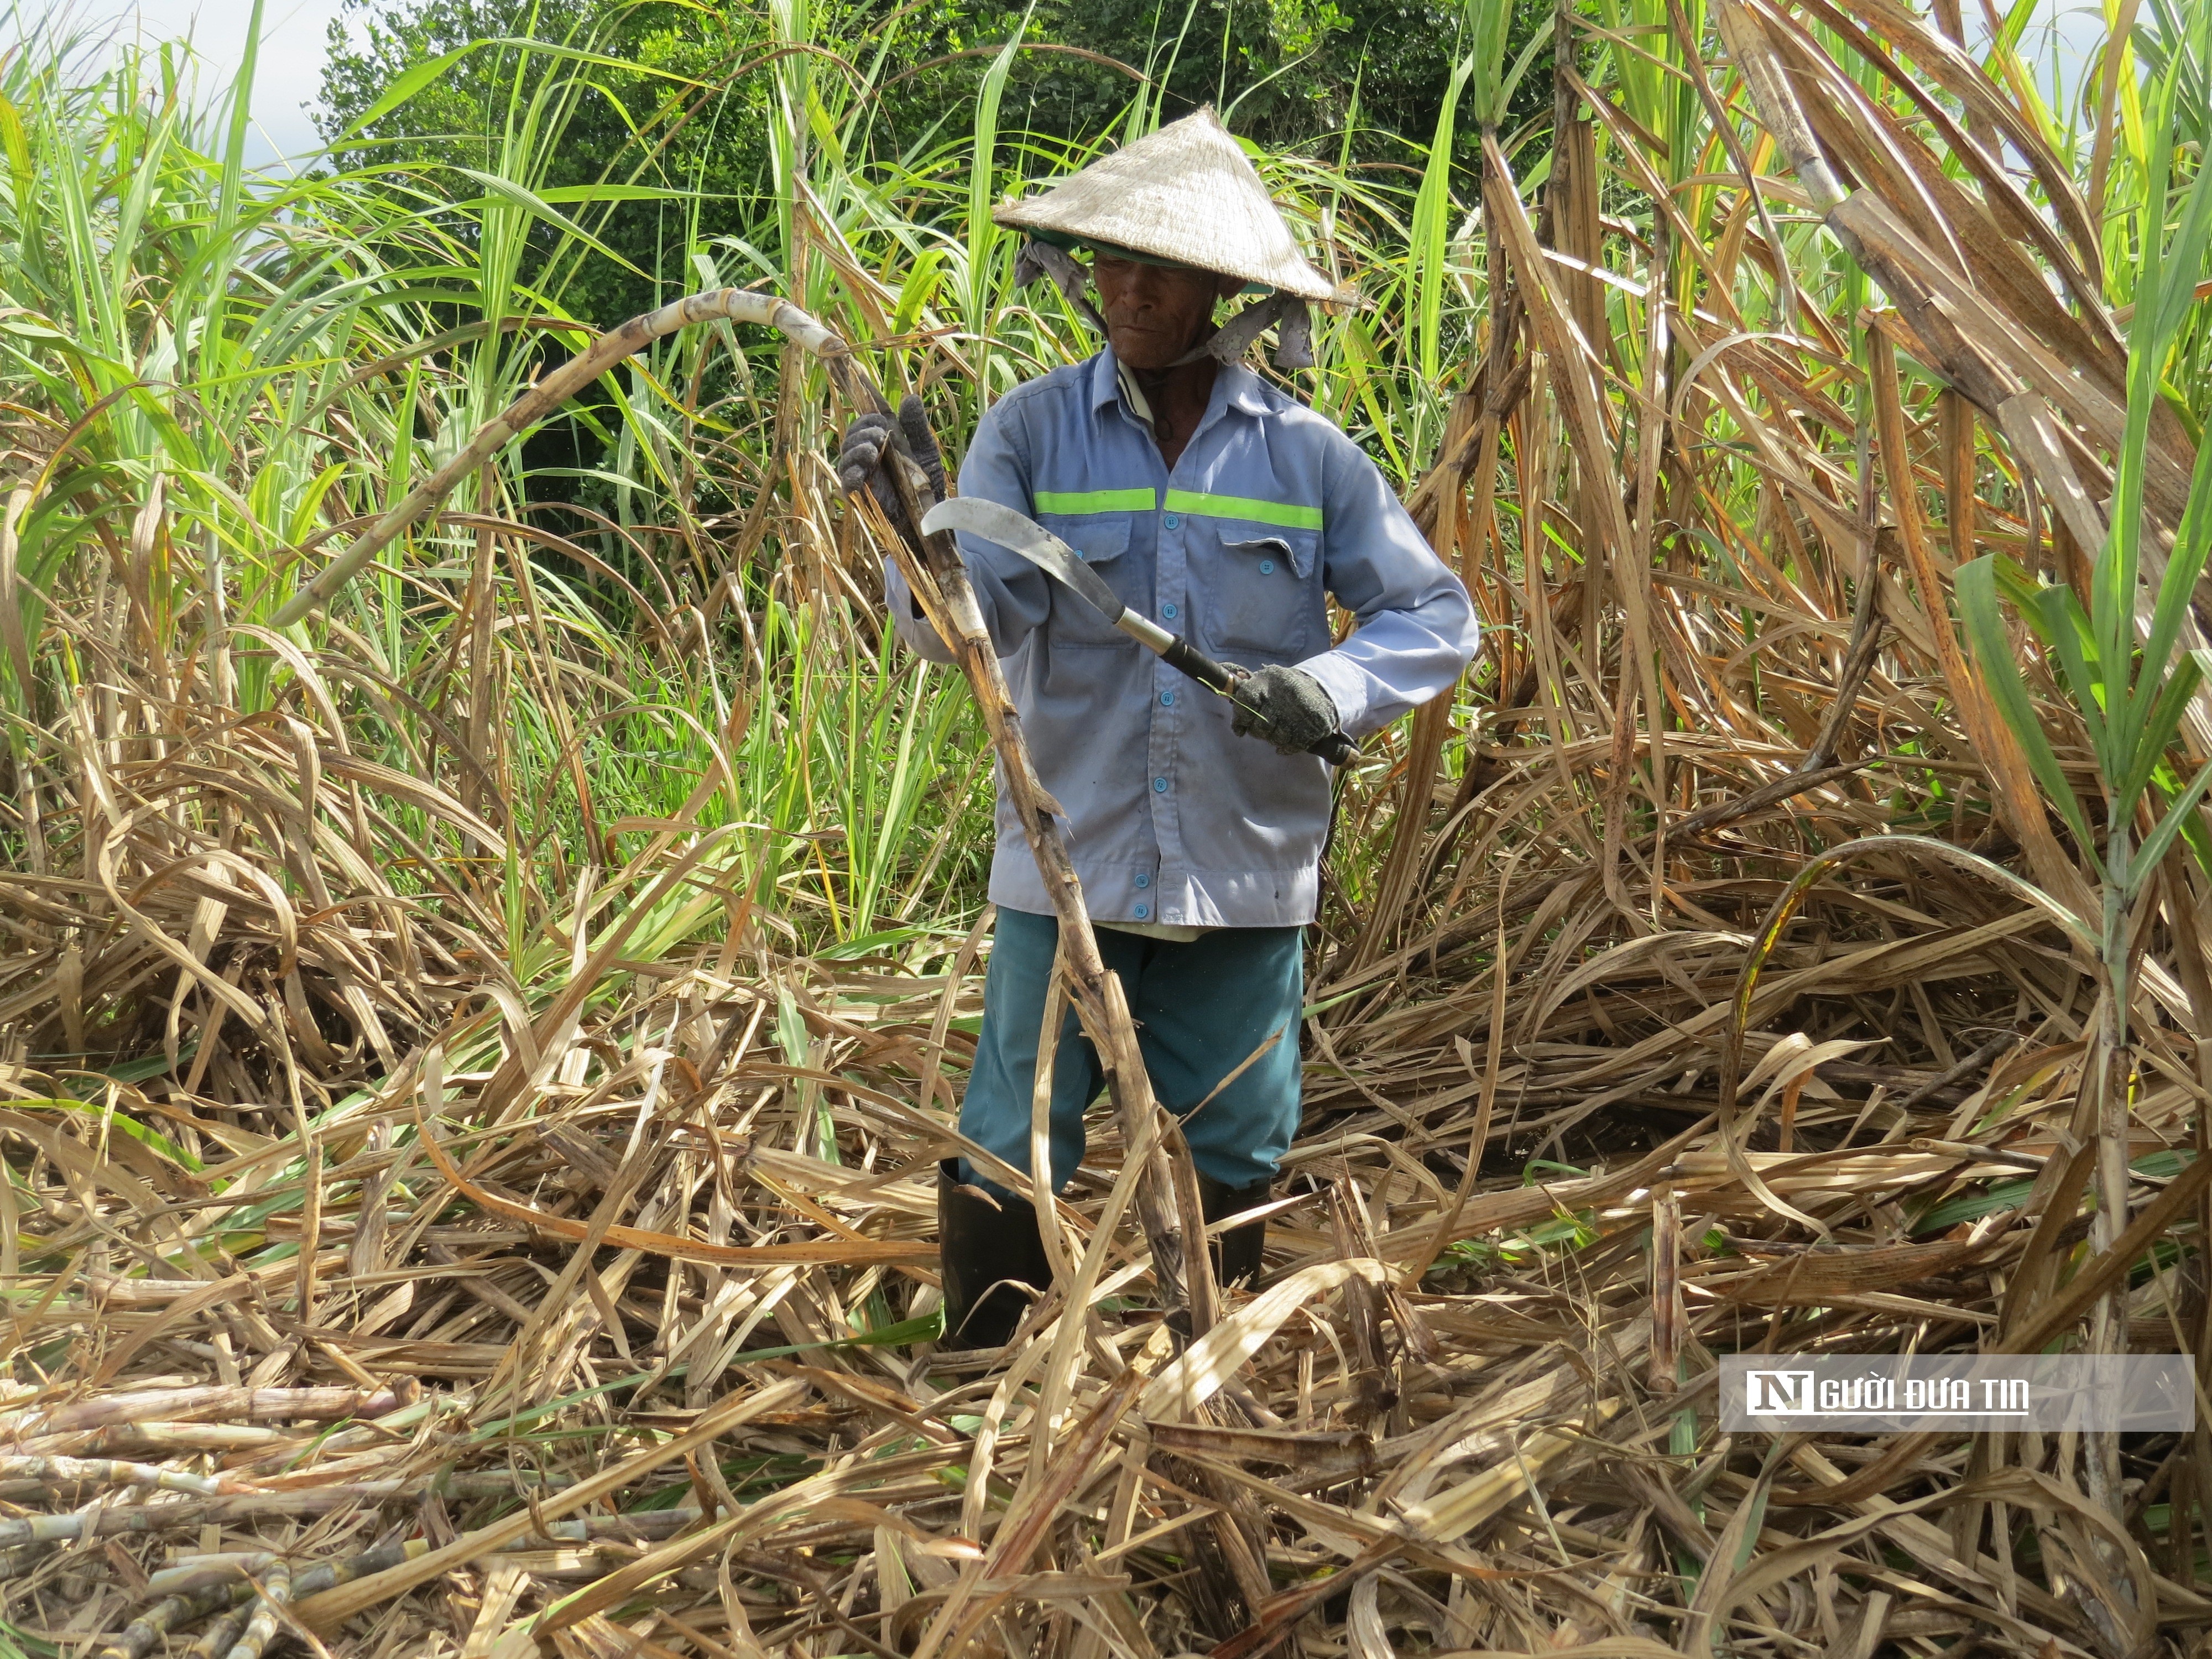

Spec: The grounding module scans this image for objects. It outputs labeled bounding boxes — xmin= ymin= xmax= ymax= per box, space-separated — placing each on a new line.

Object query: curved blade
xmin=921 ymin=496 xmax=1126 ymax=628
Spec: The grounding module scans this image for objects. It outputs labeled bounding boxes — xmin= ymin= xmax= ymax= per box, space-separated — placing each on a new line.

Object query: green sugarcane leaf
xmin=454 ymin=185 xmax=691 ymax=207
xmin=2143 ymin=429 xmax=2212 ymax=749
xmin=0 ymin=1616 xmax=61 ymax=1659
xmin=2138 ymin=455 xmax=2212 ymax=708
xmin=452 ymin=169 xmax=650 ymax=278
xmin=1993 ymin=553 xmax=2053 ymax=625
xmin=1958 ymin=555 xmax=2101 ymax=863
xmin=339 ymin=44 xmax=482 ymax=139
xmin=338 ymin=37 xmax=702 ymax=144
xmin=2098 ymin=26 xmax=2212 ymax=790
xmin=2131 ymin=754 xmax=2212 ymax=887
xmin=1496 ymin=16 xmax=1557 ymax=117
xmin=964 ymin=14 xmax=1029 ymax=342
xmin=2038 ymin=582 xmax=2107 ymax=756
xmin=6 ymin=1099 xmax=202 ymax=1172
xmin=2178 ymin=787 xmax=2212 ymax=883
xmin=1913 ymin=1178 xmax=2036 ymax=1233
xmin=2113 ymin=654 xmax=2204 ymax=824
xmin=1410 ymin=55 xmax=1474 ymax=388
xmin=1467 ymin=0 xmax=1517 ymax=128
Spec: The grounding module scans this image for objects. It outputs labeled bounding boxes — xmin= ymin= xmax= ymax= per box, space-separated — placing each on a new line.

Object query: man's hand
xmin=836 ymin=394 xmax=946 ymax=543
xmin=1229 ymin=664 xmax=1341 ymax=755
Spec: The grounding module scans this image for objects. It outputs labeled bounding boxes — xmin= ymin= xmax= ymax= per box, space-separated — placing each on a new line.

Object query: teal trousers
xmin=957 ymin=908 xmax=1305 ymax=1194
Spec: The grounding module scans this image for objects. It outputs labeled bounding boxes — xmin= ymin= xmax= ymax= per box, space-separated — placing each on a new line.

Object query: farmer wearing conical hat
xmin=838 ymin=109 xmax=1478 ymax=1349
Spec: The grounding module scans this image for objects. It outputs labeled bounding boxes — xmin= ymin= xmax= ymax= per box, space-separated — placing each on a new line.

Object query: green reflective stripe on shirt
xmin=1164 ymin=489 xmax=1324 ymax=531
xmin=1035 ymin=488 xmax=1157 ymax=514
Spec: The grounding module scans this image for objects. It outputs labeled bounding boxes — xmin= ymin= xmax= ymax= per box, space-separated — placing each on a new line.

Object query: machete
xmin=920 ymin=496 xmax=1357 ymax=766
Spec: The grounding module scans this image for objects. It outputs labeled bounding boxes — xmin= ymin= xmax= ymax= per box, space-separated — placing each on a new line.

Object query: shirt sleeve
xmin=1296 ymin=434 xmax=1480 ymax=739
xmin=883 ymin=394 xmax=1056 ymax=663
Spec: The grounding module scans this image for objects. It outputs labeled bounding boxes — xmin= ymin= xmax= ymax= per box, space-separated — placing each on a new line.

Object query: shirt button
xmin=1134 ymin=904 xmax=1150 ymax=920
xmin=1163 ymin=513 xmax=1180 ymax=529
xmin=1160 ymin=691 xmax=1173 ymax=706
xmin=1259 ymin=560 xmax=1275 ymax=575
xmin=1135 ymin=872 xmax=1150 ymax=889
xmin=1161 ymin=602 xmax=1178 ymax=619
xmin=1153 ymin=777 xmax=1169 ymax=794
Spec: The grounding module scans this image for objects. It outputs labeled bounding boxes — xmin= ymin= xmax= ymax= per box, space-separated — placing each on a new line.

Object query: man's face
xmin=1092 ymin=253 xmax=1244 ymax=371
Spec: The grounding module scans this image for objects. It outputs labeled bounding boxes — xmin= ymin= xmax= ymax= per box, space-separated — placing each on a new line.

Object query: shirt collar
xmin=1219 ymin=361 xmax=1271 ymax=418
xmin=1113 ymin=359 xmax=1156 ymax=430
xmin=1089 ymin=346 xmax=1124 ymax=411
xmin=1091 ymin=344 xmax=1269 ymax=421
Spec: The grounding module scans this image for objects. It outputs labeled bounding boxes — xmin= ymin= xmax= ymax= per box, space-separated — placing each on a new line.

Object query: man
xmin=839 ymin=108 xmax=1477 ymax=1349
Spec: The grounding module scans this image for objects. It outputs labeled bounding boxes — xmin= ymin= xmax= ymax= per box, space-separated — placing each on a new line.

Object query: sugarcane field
xmin=2 ymin=0 xmax=2210 ymax=1649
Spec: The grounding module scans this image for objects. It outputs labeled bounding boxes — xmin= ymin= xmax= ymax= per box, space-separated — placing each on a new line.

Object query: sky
xmin=21 ymin=0 xmax=352 ymax=169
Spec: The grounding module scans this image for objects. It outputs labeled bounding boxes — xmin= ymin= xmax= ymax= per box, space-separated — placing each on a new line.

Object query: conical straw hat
xmin=995 ymin=108 xmax=1341 ymax=302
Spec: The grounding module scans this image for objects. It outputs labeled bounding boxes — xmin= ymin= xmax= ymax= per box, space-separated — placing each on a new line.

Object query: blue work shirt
xmin=884 ymin=345 xmax=1478 ymax=928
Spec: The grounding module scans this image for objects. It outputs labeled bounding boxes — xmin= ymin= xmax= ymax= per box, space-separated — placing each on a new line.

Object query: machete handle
xmin=1159 ymin=636 xmax=1359 ymax=768
xmin=1158 ymin=634 xmax=1240 ymax=695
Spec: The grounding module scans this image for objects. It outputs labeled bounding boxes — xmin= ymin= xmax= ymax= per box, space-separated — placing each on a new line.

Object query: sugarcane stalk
xmin=20 ymin=1424 xmax=297 ymax=1459
xmin=148 ymin=1553 xmax=279 ymax=1597
xmin=184 ymin=1601 xmax=254 ymax=1659
xmin=266 ymin=286 xmax=1207 ymax=1331
xmin=0 ymin=1498 xmax=141 ymax=1549
xmin=97 ymin=1540 xmax=425 ymax=1659
xmin=94 ymin=1582 xmax=255 ymax=1659
xmin=222 ymin=1557 xmax=291 ymax=1659
xmin=0 ymin=1495 xmax=210 ymax=1549
xmin=132 ymin=1558 xmax=294 ymax=1659
xmin=0 ymin=1454 xmax=233 ymax=1496
xmin=0 ymin=1467 xmax=652 ymax=1555
xmin=848 ymin=406 xmax=1207 ymax=1332
xmin=0 ymin=1381 xmax=416 ymax=1439
xmin=0 ymin=1488 xmax=392 ymax=1547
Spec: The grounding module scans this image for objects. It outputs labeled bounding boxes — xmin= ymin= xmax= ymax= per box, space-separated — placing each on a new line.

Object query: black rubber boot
xmin=1201 ymin=1175 xmax=1274 ymax=1290
xmin=936 ymin=1162 xmax=1053 ymax=1350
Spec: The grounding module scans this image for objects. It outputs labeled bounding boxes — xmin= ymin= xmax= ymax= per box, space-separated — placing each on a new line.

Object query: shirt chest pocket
xmin=1037 ymin=515 xmax=1138 ymax=648
xmin=1195 ymin=523 xmax=1323 ymax=659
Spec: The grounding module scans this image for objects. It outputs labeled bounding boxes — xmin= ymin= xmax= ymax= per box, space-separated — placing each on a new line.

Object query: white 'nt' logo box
xmin=1745 ymin=1370 xmax=1815 ymax=1414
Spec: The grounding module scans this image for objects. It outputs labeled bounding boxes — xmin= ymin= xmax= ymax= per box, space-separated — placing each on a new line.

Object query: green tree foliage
xmin=320 ymin=0 xmax=783 ymax=328
xmin=319 ymin=0 xmax=1556 ymax=331
xmin=870 ymin=0 xmax=1554 ymax=159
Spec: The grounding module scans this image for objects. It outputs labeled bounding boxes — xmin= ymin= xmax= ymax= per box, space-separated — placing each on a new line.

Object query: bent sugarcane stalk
xmin=268 ymin=286 xmax=1208 ymax=1333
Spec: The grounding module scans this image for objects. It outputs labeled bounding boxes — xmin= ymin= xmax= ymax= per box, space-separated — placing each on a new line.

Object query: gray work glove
xmin=1229 ymin=664 xmax=1341 ymax=754
xmin=836 ymin=393 xmax=946 ymax=542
